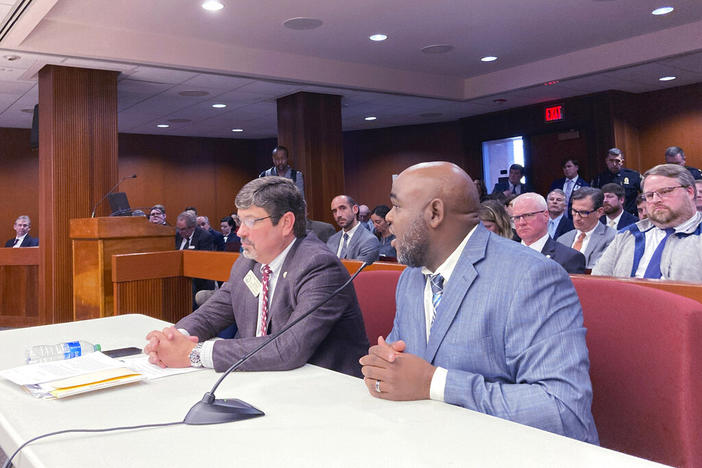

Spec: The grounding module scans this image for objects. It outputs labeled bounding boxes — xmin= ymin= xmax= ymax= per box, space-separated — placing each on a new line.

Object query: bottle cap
xmin=95 ymin=344 xmax=102 ymax=352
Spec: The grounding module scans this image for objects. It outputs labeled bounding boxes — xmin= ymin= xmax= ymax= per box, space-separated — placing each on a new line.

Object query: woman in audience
xmin=479 ymin=199 xmax=514 ymax=239
xmin=371 ymin=205 xmax=396 ymax=259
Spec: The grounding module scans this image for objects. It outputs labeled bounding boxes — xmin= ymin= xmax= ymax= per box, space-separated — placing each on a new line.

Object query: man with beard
xmin=593 ymin=164 xmax=702 ymax=281
xmin=599 ymin=183 xmax=638 ymax=230
xmin=144 ymin=176 xmax=368 ymax=377
xmin=359 ymin=162 xmax=598 ymax=444
xmin=326 ymin=195 xmax=380 ymax=262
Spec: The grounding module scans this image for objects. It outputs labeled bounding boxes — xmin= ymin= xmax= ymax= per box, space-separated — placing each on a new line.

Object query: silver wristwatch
xmin=188 ymin=343 xmax=204 ymax=368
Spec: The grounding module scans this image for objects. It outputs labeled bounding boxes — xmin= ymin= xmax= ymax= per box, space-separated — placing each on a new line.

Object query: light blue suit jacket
xmin=387 ymin=224 xmax=599 ymax=444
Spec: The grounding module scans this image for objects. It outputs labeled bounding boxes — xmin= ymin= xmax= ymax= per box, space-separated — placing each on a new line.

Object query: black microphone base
xmin=183 ymin=398 xmax=264 ymax=425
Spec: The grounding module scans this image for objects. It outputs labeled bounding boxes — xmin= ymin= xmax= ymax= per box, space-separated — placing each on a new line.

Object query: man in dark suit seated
xmin=4 ymin=215 xmax=39 ymax=247
xmin=546 ymin=189 xmax=574 ymax=240
xmin=599 ymin=183 xmax=638 ymax=230
xmin=512 ymin=193 xmax=585 ymax=274
xmin=144 ymin=177 xmax=369 ymax=377
xmin=491 ymin=163 xmax=533 ymax=196
xmin=197 ymin=215 xmax=225 ymax=251
xmin=175 ymin=211 xmax=215 ymax=306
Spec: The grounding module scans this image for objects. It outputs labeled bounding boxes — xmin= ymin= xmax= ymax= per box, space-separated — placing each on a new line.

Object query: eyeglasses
xmin=510 ymin=210 xmax=545 ymax=223
xmin=239 ymin=215 xmax=273 ymax=229
xmin=571 ymin=208 xmax=596 ymax=217
xmin=643 ymin=185 xmax=686 ymax=202
xmin=607 ymin=158 xmax=624 ymax=165
xmin=149 ymin=212 xmax=163 ymax=217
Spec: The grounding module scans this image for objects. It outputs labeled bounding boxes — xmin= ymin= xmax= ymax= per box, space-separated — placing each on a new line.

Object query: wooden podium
xmin=70 ymin=217 xmax=175 ymax=321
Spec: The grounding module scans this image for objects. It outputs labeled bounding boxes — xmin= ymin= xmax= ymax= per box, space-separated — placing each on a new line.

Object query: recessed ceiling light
xmin=212 ymin=103 xmax=227 ymax=108
xmin=157 ymin=124 xmax=170 ymax=128
xmin=283 ymin=17 xmax=323 ymax=30
xmin=544 ymin=80 xmax=560 ymax=86
xmin=364 ymin=116 xmax=377 ymax=121
xmin=3 ymin=54 xmax=20 ymax=61
xmin=369 ymin=34 xmax=388 ymax=42
xmin=179 ymin=90 xmax=210 ymax=97
xmin=651 ymin=6 xmax=674 ymax=15
xmin=232 ymin=128 xmax=244 ymax=132
xmin=659 ymin=76 xmax=677 ymax=81
xmin=421 ymin=44 xmax=454 ymax=54
xmin=201 ymin=1 xmax=224 ymax=11
xmin=493 ymin=98 xmax=507 ymax=104
xmin=481 ymin=56 xmax=498 ymax=62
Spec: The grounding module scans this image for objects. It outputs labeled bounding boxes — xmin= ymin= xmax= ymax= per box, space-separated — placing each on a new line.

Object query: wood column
xmin=38 ymin=65 xmax=119 ymax=324
xmin=276 ymin=92 xmax=344 ymax=224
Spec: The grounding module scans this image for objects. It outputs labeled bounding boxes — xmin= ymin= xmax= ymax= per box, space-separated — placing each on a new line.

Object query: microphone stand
xmin=183 ymin=261 xmax=372 ymax=425
xmin=91 ymin=174 xmax=137 ymax=218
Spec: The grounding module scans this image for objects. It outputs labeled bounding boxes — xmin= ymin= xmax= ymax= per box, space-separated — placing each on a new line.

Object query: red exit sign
xmin=545 ymin=105 xmax=564 ymax=122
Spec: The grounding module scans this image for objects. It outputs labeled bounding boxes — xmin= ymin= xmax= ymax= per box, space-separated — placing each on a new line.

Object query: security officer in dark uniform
xmin=591 ymin=148 xmax=641 ymax=218
xmin=664 ymin=146 xmax=702 ymax=180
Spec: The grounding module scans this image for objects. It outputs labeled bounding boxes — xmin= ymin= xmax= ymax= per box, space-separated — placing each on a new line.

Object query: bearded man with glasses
xmin=593 ymin=164 xmax=702 ymax=281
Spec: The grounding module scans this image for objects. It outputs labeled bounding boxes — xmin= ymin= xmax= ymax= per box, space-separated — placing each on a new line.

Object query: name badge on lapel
xmin=623 ymin=177 xmax=630 ymax=185
xmin=243 ymin=270 xmax=262 ymax=297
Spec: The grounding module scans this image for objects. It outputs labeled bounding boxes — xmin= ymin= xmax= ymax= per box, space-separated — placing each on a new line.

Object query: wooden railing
xmin=0 ymin=247 xmax=40 ymax=327
xmin=110 ymin=249 xmax=702 ymax=321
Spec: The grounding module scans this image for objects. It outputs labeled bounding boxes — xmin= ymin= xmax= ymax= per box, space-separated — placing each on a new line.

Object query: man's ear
xmin=427 ymin=199 xmax=444 ymax=228
xmin=352 ymin=204 xmax=359 ymax=216
xmin=281 ymin=212 xmax=295 ymax=236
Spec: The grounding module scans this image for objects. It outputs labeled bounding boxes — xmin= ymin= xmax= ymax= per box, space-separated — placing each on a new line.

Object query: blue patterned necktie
xmin=339 ymin=233 xmax=349 ymax=259
xmin=643 ymin=228 xmax=675 ymax=279
xmin=428 ymin=273 xmax=444 ymax=326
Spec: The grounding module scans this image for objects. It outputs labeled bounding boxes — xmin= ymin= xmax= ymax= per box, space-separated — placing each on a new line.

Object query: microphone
xmin=183 ymin=260 xmax=374 ymax=425
xmin=91 ymin=174 xmax=137 ymax=218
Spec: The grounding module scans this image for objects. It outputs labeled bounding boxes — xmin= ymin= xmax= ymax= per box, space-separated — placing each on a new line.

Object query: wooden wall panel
xmin=118 ymin=133 xmax=259 ymax=225
xmin=0 ymin=128 xmax=39 ymax=243
xmin=277 ymin=92 xmax=344 ymax=224
xmin=635 ymin=83 xmax=702 ymax=174
xmin=38 ymin=65 xmax=119 ymax=324
xmin=114 ymin=277 xmax=191 ymax=323
xmin=0 ymin=246 xmax=40 ymax=327
xmin=343 ymin=121 xmax=467 ymax=210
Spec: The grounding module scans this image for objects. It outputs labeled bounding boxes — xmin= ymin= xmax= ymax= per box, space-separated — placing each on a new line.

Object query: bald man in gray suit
xmin=327 ymin=194 xmax=380 ymax=263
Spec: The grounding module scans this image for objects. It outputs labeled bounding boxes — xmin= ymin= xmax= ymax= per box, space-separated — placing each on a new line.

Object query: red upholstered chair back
xmin=571 ymin=276 xmax=702 ymax=467
xmin=352 ymin=270 xmax=401 ymax=344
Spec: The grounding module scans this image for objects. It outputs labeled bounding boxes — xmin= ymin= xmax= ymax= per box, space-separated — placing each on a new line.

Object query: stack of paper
xmin=0 ymin=352 xmax=201 ymax=399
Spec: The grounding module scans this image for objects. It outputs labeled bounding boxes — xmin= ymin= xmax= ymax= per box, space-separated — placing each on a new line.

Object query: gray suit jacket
xmin=326 ymin=224 xmax=380 ymax=262
xmin=176 ymin=234 xmax=369 ymax=377
xmin=387 ymin=224 xmax=598 ymax=444
xmin=556 ymin=223 xmax=616 ymax=269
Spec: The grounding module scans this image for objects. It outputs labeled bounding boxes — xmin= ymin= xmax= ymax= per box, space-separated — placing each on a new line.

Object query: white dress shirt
xmin=420 ymin=225 xmax=477 ymax=402
xmin=335 ymin=221 xmax=362 ymax=257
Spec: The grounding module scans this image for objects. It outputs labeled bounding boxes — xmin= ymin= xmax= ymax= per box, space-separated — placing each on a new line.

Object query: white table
xmin=0 ymin=314 xmax=666 ymax=468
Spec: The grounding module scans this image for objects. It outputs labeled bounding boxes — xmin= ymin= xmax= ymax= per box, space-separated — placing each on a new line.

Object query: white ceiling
xmin=0 ymin=0 xmax=700 ymax=139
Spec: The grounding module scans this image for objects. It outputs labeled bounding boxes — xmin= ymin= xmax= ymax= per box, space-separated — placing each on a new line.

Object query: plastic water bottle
xmin=25 ymin=341 xmax=102 ymax=364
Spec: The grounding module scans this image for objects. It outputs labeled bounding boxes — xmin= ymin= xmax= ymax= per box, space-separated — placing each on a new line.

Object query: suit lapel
xmin=239 ymin=261 xmax=263 ymax=337
xmin=266 ymin=239 xmax=301 ymax=330
xmin=423 ymin=225 xmax=486 ymax=364
xmin=541 ymin=237 xmax=556 ymax=258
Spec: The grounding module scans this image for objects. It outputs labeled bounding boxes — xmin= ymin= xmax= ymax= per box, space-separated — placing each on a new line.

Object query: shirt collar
xmin=261 ymin=238 xmax=297 ymax=274
xmin=421 ymin=224 xmax=477 ymax=283
xmin=522 ymin=232 xmax=549 ymax=252
xmin=343 ymin=220 xmax=362 ymax=237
